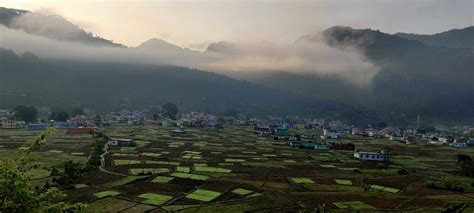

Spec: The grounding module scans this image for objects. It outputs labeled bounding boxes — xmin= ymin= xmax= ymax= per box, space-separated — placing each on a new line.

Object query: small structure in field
xmin=353 ymin=150 xmax=389 ymax=162
xmin=170 ymin=129 xmax=187 ymax=137
xmin=108 ymin=138 xmax=135 ymax=147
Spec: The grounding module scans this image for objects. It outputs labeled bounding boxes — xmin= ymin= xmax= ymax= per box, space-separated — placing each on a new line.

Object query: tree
xmin=0 ymin=128 xmax=85 ymax=212
xmin=457 ymin=154 xmax=474 ymax=177
xmin=465 ymin=130 xmax=474 ymax=138
xmin=376 ymin=122 xmax=387 ymax=128
xmin=162 ymin=103 xmax=178 ymax=120
xmin=49 ymin=111 xmax=70 ymax=122
xmin=70 ymin=108 xmax=85 ymax=116
xmin=223 ymin=108 xmax=239 ymax=117
xmin=13 ymin=105 xmax=38 ymax=122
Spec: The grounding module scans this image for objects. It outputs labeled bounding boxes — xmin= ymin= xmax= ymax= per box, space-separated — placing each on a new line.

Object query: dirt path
xmin=99 ymin=142 xmax=127 ymax=177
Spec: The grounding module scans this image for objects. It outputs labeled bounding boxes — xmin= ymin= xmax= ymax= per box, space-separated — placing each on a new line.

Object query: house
xmin=27 ymin=123 xmax=47 ymax=131
xmin=55 ymin=122 xmax=76 ymax=129
xmin=322 ymin=129 xmax=338 ymax=139
xmin=282 ymin=122 xmax=297 ymax=129
xmin=1 ymin=120 xmax=19 ymax=129
xmin=254 ymin=125 xmax=272 ymax=137
xmin=108 ymin=138 xmax=135 ymax=147
xmin=428 ymin=136 xmax=447 ymax=145
xmin=329 ymin=143 xmax=355 ymax=151
xmin=274 ymin=127 xmax=289 ymax=139
xmin=300 ymin=142 xmax=316 ymax=149
xmin=170 ymin=129 xmax=187 ymax=137
xmin=450 ymin=143 xmax=467 ymax=148
xmin=353 ymin=150 xmax=389 ymax=162
xmin=66 ymin=128 xmax=98 ymax=134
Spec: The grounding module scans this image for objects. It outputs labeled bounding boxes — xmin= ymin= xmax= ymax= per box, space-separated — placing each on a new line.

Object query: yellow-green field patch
xmin=138 ymin=193 xmax=173 ymax=205
xmin=185 ymin=189 xmax=221 ymax=202
xmin=291 ymin=178 xmax=314 ymax=184
xmin=152 ymin=176 xmax=174 ymax=183
xmin=93 ymin=190 xmax=120 ymax=198
xmin=231 ymin=188 xmax=253 ymax=196
xmin=335 ymin=179 xmax=353 ymax=185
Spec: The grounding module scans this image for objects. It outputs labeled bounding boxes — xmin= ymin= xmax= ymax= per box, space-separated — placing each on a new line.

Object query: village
xmin=1 ymin=106 xmax=474 ymax=211
xmin=1 ymin=107 xmax=473 ymax=150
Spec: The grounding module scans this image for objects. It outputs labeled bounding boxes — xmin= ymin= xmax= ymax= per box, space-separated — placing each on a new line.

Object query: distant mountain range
xmin=396 ymin=26 xmax=474 ymax=49
xmin=1 ymin=7 xmax=473 ymax=125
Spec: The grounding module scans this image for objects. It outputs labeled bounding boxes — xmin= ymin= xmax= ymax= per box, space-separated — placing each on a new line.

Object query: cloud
xmin=1 ymin=12 xmax=379 ymax=87
xmin=199 ymin=40 xmax=379 ymax=86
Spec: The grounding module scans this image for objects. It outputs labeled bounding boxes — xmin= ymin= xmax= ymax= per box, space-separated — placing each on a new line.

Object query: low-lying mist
xmin=1 ymin=12 xmax=380 ymax=87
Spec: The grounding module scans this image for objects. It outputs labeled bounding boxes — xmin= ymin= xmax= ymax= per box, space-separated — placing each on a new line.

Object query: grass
xmin=104 ymin=175 xmax=149 ymax=188
xmin=85 ymin=197 xmax=136 ymax=212
xmin=74 ymin=184 xmax=88 ymax=189
xmin=138 ymin=193 xmax=173 ymax=205
xmin=162 ymin=205 xmax=200 ymax=211
xmin=333 ymin=201 xmax=375 ymax=209
xmin=130 ymin=168 xmax=169 ymax=175
xmin=370 ymin=185 xmax=400 ymax=193
xmin=194 ymin=166 xmax=232 ymax=173
xmin=185 ymin=189 xmax=221 ymax=202
xmin=241 ymin=162 xmax=285 ymax=168
xmin=291 ymin=178 xmax=315 ymax=184
xmin=142 ymin=152 xmax=161 ymax=157
xmin=93 ymin=190 xmax=121 ymax=198
xmin=170 ymin=172 xmax=209 ymax=181
xmin=114 ymin=159 xmax=140 ymax=166
xmin=28 ymin=168 xmax=50 ymax=179
xmin=335 ymin=179 xmax=353 ymax=185
xmin=225 ymin=158 xmax=246 ymax=163
xmin=152 ymin=176 xmax=174 ymax=183
xmin=232 ymin=188 xmax=253 ymax=195
xmin=176 ymin=166 xmax=190 ymax=173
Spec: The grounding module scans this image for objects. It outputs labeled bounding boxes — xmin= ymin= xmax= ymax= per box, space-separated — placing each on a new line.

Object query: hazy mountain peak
xmin=205 ymin=41 xmax=238 ymax=54
xmin=0 ymin=7 xmax=125 ymax=48
xmin=136 ymin=38 xmax=184 ymax=51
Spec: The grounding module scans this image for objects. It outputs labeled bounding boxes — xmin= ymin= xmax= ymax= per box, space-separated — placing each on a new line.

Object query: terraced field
xmin=0 ymin=129 xmax=95 ymax=187
xmin=3 ymin=125 xmax=474 ymax=212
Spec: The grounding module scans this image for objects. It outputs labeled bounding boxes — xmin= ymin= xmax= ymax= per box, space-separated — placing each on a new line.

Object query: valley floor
xmin=1 ymin=125 xmax=474 ymax=212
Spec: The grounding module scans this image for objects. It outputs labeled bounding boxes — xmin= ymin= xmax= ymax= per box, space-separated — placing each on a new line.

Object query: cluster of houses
xmin=286 ymin=137 xmax=390 ymax=163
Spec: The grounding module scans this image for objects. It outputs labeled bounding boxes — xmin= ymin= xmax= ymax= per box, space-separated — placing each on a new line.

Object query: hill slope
xmin=253 ymin=26 xmax=474 ymax=124
xmin=0 ymin=48 xmax=351 ymax=117
xmin=395 ymin=26 xmax=474 ymax=49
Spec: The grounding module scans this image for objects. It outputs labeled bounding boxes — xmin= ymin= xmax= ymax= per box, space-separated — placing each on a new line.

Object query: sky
xmin=2 ymin=0 xmax=473 ymax=50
